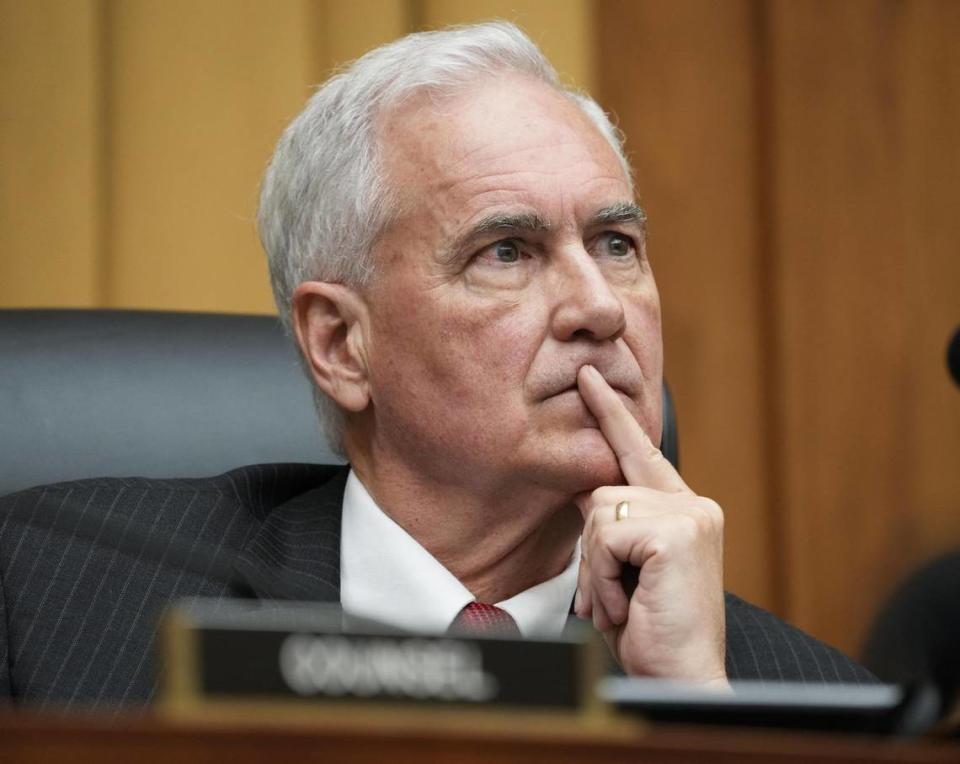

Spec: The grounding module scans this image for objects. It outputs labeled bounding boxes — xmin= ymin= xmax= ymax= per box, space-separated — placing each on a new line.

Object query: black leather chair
xmin=0 ymin=309 xmax=678 ymax=497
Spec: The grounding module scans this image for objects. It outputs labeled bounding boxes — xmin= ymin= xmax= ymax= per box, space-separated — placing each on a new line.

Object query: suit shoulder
xmin=0 ymin=463 xmax=345 ymax=704
xmin=0 ymin=463 xmax=346 ymax=566
xmin=0 ymin=463 xmax=343 ymax=515
xmin=724 ymin=592 xmax=877 ymax=684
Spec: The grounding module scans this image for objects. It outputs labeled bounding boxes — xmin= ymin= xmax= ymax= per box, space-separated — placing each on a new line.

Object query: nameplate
xmin=160 ymin=598 xmax=608 ymax=721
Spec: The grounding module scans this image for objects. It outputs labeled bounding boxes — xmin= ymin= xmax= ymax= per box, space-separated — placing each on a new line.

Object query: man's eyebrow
xmin=442 ymin=212 xmax=550 ymax=264
xmin=442 ymin=205 xmax=646 ymax=264
xmin=588 ymin=202 xmax=648 ymax=230
xmin=469 ymin=211 xmax=551 ymax=238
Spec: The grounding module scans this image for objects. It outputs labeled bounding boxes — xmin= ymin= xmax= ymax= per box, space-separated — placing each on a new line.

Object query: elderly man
xmin=0 ymin=22 xmax=871 ymax=706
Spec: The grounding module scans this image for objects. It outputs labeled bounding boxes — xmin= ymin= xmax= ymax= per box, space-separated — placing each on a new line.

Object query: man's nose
xmin=549 ymin=249 xmax=626 ymax=342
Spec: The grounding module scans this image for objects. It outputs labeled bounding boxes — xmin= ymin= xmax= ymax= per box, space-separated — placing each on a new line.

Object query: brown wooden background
xmin=2 ymin=0 xmax=959 ymax=658
xmin=597 ymin=0 xmax=960 ymax=655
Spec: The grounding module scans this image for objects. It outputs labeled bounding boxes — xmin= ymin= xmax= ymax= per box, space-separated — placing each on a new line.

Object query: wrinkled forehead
xmin=376 ymin=73 xmax=630 ymax=212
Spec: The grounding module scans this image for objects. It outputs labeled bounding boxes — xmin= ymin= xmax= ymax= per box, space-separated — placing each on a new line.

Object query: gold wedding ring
xmin=615 ymin=501 xmax=630 ymax=522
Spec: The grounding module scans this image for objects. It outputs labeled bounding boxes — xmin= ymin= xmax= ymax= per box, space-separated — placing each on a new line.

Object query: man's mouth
xmin=535 ymin=358 xmax=642 ymax=402
xmin=549 ymin=381 xmax=632 ymax=399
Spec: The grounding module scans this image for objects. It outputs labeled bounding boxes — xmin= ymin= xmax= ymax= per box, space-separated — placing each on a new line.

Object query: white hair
xmin=257 ymin=21 xmax=631 ymax=452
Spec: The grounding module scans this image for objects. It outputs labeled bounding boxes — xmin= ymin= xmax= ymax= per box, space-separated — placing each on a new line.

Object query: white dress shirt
xmin=340 ymin=470 xmax=580 ymax=637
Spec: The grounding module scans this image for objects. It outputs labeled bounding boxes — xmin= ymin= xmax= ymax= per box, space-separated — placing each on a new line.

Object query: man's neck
xmin=348 ymin=446 xmax=582 ymax=604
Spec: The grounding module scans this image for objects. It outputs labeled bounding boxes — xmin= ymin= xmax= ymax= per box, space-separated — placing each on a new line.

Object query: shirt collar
xmin=339 ymin=470 xmax=580 ymax=637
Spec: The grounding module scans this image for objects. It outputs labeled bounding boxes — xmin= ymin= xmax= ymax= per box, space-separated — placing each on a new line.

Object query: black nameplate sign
xmin=161 ymin=598 xmax=607 ymax=719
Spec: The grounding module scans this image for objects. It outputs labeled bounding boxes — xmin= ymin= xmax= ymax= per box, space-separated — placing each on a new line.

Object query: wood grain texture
xmin=768 ymin=0 xmax=960 ymax=654
xmin=0 ymin=0 xmax=101 ymax=307
xmin=420 ymin=0 xmax=594 ymax=89
xmin=316 ymin=0 xmax=410 ymax=77
xmin=1 ymin=712 xmax=958 ymax=764
xmin=104 ymin=0 xmax=320 ymax=314
xmin=596 ymin=0 xmax=960 ymax=656
xmin=595 ymin=0 xmax=775 ymax=610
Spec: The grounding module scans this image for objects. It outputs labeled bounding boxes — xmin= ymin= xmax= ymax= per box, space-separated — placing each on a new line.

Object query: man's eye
xmin=602 ymin=232 xmax=635 ymax=258
xmin=493 ymin=240 xmax=521 ymax=263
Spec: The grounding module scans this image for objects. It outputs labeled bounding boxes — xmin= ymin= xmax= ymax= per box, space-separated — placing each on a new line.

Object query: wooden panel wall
xmin=598 ymin=0 xmax=960 ymax=655
xmin=0 ymin=1 xmax=102 ymax=307
xmin=0 ymin=0 xmax=414 ymax=314
xmin=768 ymin=0 xmax=960 ymax=653
xmin=595 ymin=1 xmax=775 ymax=611
xmin=419 ymin=0 xmax=594 ymax=88
xmin=105 ymin=0 xmax=314 ymax=313
xmin=0 ymin=1 xmax=591 ymax=314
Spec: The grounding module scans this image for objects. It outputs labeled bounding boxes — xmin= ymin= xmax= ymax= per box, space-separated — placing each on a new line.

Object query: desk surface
xmin=0 ymin=710 xmax=957 ymax=764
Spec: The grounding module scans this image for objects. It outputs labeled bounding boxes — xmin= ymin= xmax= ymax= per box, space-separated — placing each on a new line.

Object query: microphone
xmin=949 ymin=326 xmax=960 ymax=388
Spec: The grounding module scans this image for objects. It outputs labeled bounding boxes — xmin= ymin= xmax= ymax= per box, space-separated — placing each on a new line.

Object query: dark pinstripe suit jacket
xmin=0 ymin=463 xmax=874 ymax=708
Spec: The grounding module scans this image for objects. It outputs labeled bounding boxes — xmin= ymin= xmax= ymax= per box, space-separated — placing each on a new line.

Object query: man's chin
xmin=529 ymin=428 xmax=624 ymax=493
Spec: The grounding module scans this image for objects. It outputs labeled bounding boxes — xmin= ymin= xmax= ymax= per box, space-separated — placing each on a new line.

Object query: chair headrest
xmin=0 ymin=309 xmax=678 ymax=496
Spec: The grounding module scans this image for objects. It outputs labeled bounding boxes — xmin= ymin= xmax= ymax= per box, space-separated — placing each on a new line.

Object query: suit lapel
xmin=233 ymin=466 xmax=349 ymax=603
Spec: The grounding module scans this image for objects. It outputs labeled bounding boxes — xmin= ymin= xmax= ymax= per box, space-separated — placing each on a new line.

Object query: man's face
xmin=359 ymin=74 xmax=662 ymax=499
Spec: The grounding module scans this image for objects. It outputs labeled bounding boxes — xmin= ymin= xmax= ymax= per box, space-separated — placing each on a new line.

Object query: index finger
xmin=577 ymin=364 xmax=688 ymax=493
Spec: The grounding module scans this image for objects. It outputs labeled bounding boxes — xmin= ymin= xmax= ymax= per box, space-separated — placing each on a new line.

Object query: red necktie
xmin=449 ymin=602 xmax=521 ymax=637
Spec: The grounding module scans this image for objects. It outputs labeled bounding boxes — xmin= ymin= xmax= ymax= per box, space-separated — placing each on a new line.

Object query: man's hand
xmin=574 ymin=364 xmax=728 ymax=687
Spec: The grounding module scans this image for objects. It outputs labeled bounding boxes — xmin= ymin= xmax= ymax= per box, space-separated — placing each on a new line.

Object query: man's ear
xmin=291 ymin=281 xmax=371 ymax=413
